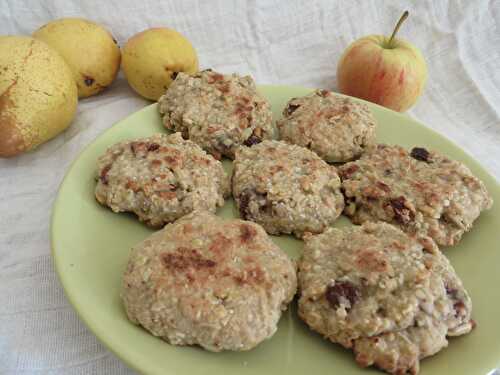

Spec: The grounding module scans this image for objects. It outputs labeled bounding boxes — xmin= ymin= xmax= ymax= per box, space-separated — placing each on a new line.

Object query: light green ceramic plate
xmin=52 ymin=85 xmax=500 ymax=375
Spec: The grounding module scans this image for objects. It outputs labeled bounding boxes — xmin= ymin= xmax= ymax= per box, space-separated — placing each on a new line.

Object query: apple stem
xmin=388 ymin=11 xmax=409 ymax=48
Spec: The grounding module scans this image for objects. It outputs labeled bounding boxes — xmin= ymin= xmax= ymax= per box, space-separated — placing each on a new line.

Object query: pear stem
xmin=388 ymin=11 xmax=409 ymax=48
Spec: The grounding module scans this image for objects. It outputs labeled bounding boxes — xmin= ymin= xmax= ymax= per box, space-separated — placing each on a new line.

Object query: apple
xmin=336 ymin=11 xmax=427 ymax=112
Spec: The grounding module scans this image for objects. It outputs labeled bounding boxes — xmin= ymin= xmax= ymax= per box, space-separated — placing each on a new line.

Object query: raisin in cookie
xmin=158 ymin=70 xmax=274 ymax=159
xmin=232 ymin=140 xmax=344 ymax=238
xmin=277 ymin=90 xmax=376 ymax=162
xmin=339 ymin=144 xmax=493 ymax=246
xmin=95 ymin=133 xmax=230 ymax=227
xmin=122 ymin=211 xmax=297 ymax=351
xmin=298 ymin=222 xmax=474 ymax=374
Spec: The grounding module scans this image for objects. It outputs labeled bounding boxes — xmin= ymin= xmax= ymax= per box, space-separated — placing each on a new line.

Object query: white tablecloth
xmin=1 ymin=0 xmax=499 ymax=374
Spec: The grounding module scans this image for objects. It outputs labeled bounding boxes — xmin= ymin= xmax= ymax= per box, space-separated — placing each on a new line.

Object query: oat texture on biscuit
xmin=232 ymin=140 xmax=344 ymax=238
xmin=298 ymin=222 xmax=474 ymax=375
xmin=121 ymin=211 xmax=297 ymax=351
xmin=276 ymin=90 xmax=376 ymax=162
xmin=340 ymin=144 xmax=493 ymax=246
xmin=95 ymin=133 xmax=230 ymax=227
xmin=158 ymin=70 xmax=274 ymax=159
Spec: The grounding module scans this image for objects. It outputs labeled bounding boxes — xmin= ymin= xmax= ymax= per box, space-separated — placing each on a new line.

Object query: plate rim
xmin=51 ymin=84 xmax=500 ymax=374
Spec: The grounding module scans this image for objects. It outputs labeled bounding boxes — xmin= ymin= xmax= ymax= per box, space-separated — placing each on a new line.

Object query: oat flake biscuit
xmin=121 ymin=211 xmax=297 ymax=351
xmin=298 ymin=222 xmax=474 ymax=374
xmin=158 ymin=70 xmax=274 ymax=159
xmin=277 ymin=89 xmax=377 ymax=162
xmin=95 ymin=133 xmax=230 ymax=228
xmin=339 ymin=144 xmax=493 ymax=246
xmin=232 ymin=140 xmax=345 ymax=238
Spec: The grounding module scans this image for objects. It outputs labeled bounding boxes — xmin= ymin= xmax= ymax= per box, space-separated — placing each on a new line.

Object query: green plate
xmin=52 ymin=85 xmax=500 ymax=375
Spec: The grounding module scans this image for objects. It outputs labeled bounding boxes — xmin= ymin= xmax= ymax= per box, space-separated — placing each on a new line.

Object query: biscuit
xmin=277 ymin=90 xmax=376 ymax=162
xmin=298 ymin=222 xmax=474 ymax=374
xmin=121 ymin=211 xmax=297 ymax=351
xmin=95 ymin=133 xmax=229 ymax=227
xmin=339 ymin=144 xmax=493 ymax=246
xmin=232 ymin=140 xmax=344 ymax=238
xmin=158 ymin=70 xmax=274 ymax=159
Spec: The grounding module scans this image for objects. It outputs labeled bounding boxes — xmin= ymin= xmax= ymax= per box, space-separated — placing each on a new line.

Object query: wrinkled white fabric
xmin=1 ymin=0 xmax=499 ymax=373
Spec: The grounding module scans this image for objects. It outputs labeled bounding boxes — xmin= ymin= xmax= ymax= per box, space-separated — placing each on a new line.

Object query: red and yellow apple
xmin=337 ymin=11 xmax=427 ymax=112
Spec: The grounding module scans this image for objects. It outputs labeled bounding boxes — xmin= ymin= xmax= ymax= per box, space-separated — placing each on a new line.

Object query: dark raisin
xmin=445 ymin=284 xmax=458 ymax=298
xmin=171 ymin=71 xmax=178 ymax=80
xmin=243 ymin=135 xmax=261 ymax=147
xmin=147 ymin=143 xmax=160 ymax=152
xmin=339 ymin=164 xmax=359 ymax=180
xmin=410 ymin=147 xmax=431 ymax=162
xmin=453 ymin=301 xmax=466 ymax=317
xmin=112 ymin=37 xmax=118 ymax=44
xmin=202 ymin=68 xmax=213 ymax=72
xmin=84 ymin=77 xmax=94 ymax=86
xmin=285 ymin=103 xmax=300 ymax=116
xmin=389 ymin=196 xmax=414 ymax=224
xmin=384 ymin=169 xmax=392 ymax=176
xmin=318 ymin=89 xmax=330 ymax=97
xmin=238 ymin=192 xmax=251 ymax=219
xmin=377 ymin=307 xmax=387 ymax=317
xmin=325 ymin=281 xmax=360 ymax=310
xmin=445 ymin=283 xmax=465 ymax=318
xmin=99 ymin=164 xmax=112 ymax=185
